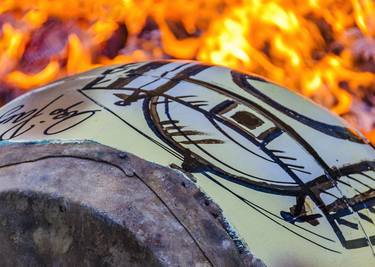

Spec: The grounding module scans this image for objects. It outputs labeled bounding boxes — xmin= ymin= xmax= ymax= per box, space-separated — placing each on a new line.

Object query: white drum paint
xmin=0 ymin=61 xmax=374 ymax=266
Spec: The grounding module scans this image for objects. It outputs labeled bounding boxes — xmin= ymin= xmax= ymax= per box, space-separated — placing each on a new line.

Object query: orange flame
xmin=0 ymin=0 xmax=374 ymax=141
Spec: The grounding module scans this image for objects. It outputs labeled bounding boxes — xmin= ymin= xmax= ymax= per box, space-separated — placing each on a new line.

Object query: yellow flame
xmin=67 ymin=34 xmax=101 ymax=74
xmin=260 ymin=2 xmax=299 ymax=33
xmin=0 ymin=0 xmax=374 ymax=141
xmin=23 ymin=9 xmax=48 ymax=29
xmin=0 ymin=24 xmax=28 ymax=76
xmin=90 ymin=20 xmax=119 ymax=45
xmin=5 ymin=61 xmax=60 ymax=89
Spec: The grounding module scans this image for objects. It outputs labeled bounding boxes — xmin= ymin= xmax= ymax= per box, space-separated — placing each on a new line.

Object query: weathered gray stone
xmin=0 ymin=141 xmax=264 ymax=267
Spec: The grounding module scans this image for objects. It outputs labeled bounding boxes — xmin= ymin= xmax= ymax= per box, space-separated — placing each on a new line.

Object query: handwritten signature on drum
xmin=0 ymin=94 xmax=100 ymax=140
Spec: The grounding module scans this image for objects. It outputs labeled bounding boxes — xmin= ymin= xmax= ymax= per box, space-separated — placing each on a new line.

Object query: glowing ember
xmin=0 ymin=0 xmax=374 ymax=142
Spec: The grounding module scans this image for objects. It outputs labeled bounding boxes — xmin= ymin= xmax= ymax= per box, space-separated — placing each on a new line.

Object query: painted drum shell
xmin=0 ymin=60 xmax=374 ymax=266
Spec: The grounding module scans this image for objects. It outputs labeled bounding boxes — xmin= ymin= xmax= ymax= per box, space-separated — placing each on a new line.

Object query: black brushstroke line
xmin=333 ymin=167 xmax=375 ymax=250
xmin=160 ymin=62 xmax=192 ymax=78
xmin=306 ymin=165 xmax=374 ymax=220
xmin=134 ymin=63 xmax=194 ymax=91
xmin=142 ymin=97 xmax=188 ymax=164
xmin=335 ymin=161 xmax=375 ymax=176
xmin=358 ymin=212 xmax=374 ymax=224
xmin=164 ymin=125 xmax=185 ymax=130
xmin=207 ymin=165 xmax=301 ymax=196
xmin=210 ymin=100 xmax=237 ymax=115
xmin=169 ymin=130 xmax=206 ymax=137
xmin=328 ymin=193 xmax=375 ymax=217
xmin=207 ymin=116 xmax=276 ymax=163
xmin=160 ymin=120 xmax=179 ymax=125
xmin=77 ymin=89 xmax=184 ymax=162
xmin=269 ymin=149 xmax=285 ymax=153
xmin=102 ymin=62 xmax=149 ymax=75
xmin=290 ymin=168 xmax=312 ymax=175
xmin=307 ymin=162 xmax=375 ymax=186
xmin=175 ymin=95 xmax=197 ymax=99
xmin=259 ymin=128 xmax=283 ymax=147
xmin=193 ymin=104 xmax=209 ymax=108
xmin=347 ymin=175 xmax=373 ymax=190
xmin=186 ymin=100 xmax=208 ymax=104
xmin=180 ymin=139 xmax=225 ymax=145
xmin=174 ymin=64 xmax=212 ymax=78
xmin=257 ymin=127 xmax=280 ymax=140
xmin=285 ymin=163 xmax=306 ymax=169
xmin=337 ymin=218 xmax=359 ymax=230
xmin=99 ymin=62 xmax=171 ymax=89
xmin=277 ymin=155 xmax=297 ymax=161
xmin=106 ymin=64 xmax=211 ymax=109
xmin=162 ymin=96 xmax=300 ymax=186
xmin=319 ymin=189 xmax=340 ymax=200
xmin=344 ymin=236 xmax=375 ymax=250
xmin=231 ymin=71 xmax=364 ymax=143
xmin=201 ymin=172 xmax=339 ymax=250
xmin=359 ymin=172 xmax=375 ymax=183
xmin=138 ymin=77 xmax=164 ymax=90
xmin=336 ymin=179 xmax=363 ymax=195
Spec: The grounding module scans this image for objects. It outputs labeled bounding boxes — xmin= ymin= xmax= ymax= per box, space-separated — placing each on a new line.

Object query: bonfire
xmin=0 ymin=0 xmax=374 ymax=142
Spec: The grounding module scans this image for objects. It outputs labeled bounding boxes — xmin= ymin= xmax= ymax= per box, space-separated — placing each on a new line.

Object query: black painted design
xmin=231 ymin=71 xmax=365 ymax=143
xmin=0 ymin=95 xmax=100 ymax=140
xmin=0 ymin=61 xmax=373 ymax=256
xmin=78 ymin=61 xmax=375 ymax=252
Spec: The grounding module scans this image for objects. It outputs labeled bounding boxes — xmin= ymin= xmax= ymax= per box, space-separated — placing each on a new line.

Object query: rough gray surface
xmin=0 ymin=141 xmax=264 ymax=267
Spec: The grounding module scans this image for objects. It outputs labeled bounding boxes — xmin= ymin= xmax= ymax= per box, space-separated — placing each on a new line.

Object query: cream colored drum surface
xmin=0 ymin=61 xmax=374 ymax=266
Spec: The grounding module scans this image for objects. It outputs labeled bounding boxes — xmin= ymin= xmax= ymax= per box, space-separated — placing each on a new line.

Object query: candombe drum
xmin=0 ymin=61 xmax=374 ymax=266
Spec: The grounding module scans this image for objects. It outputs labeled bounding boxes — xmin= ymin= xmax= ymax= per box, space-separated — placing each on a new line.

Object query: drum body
xmin=0 ymin=61 xmax=374 ymax=266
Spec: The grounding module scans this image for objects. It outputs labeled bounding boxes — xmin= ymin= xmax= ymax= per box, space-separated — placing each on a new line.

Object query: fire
xmin=0 ymin=0 xmax=374 ymax=143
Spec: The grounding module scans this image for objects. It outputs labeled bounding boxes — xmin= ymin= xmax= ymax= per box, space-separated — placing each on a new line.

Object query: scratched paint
xmin=0 ymin=61 xmax=374 ymax=266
